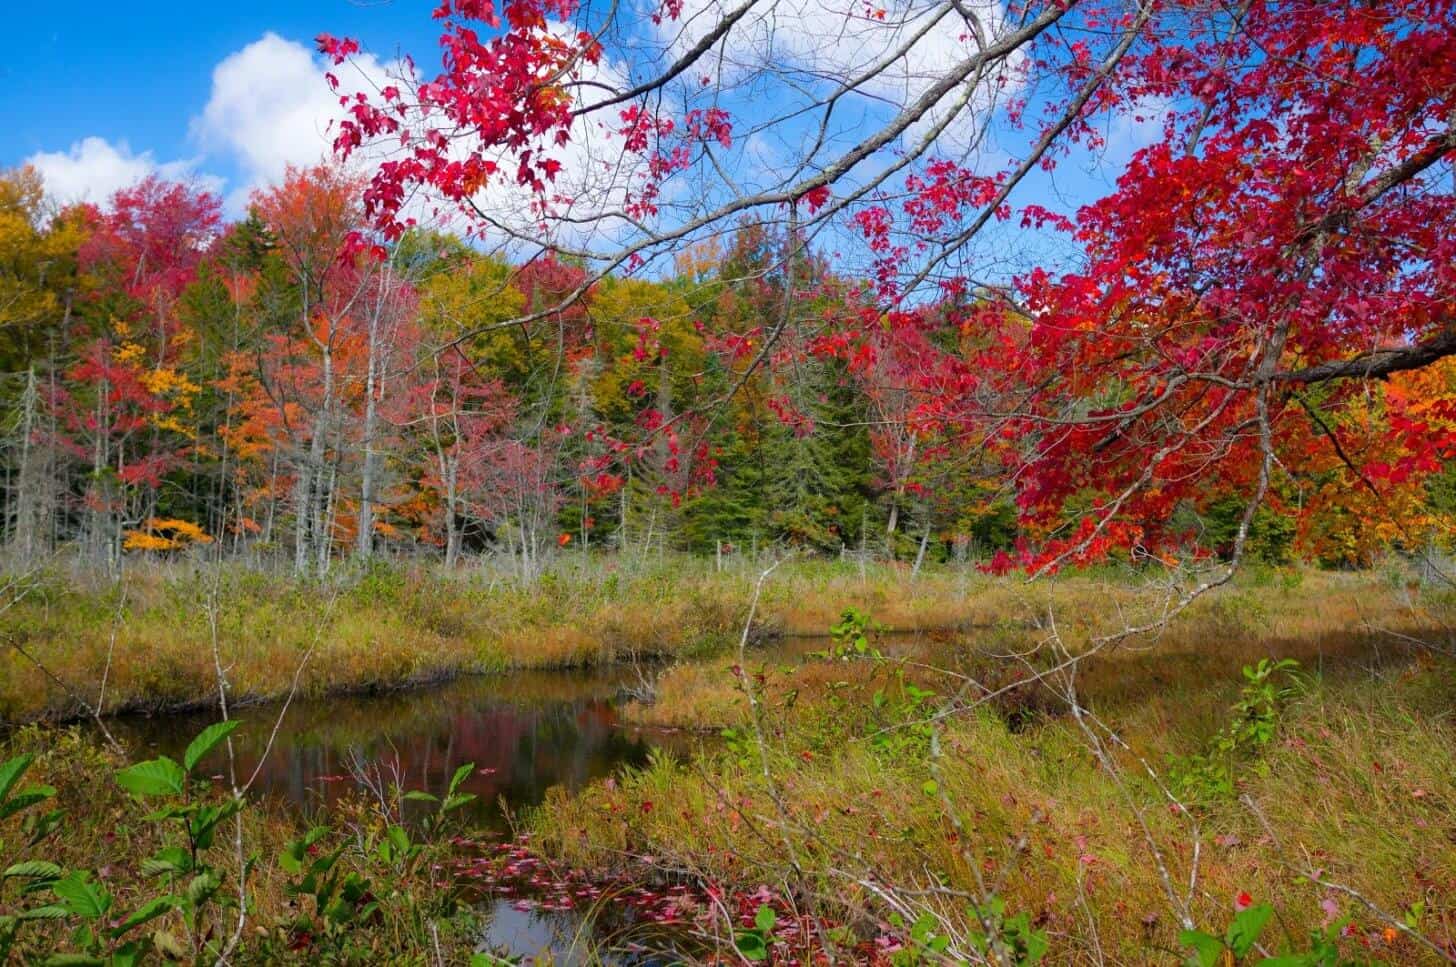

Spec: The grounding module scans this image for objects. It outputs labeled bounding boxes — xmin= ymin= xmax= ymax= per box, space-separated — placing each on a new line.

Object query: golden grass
xmin=6 ymin=558 xmax=1453 ymax=962
xmin=0 ymin=556 xmax=1014 ymax=723
xmin=531 ymin=569 xmax=1456 ymax=963
xmin=537 ymin=663 xmax=1456 ymax=964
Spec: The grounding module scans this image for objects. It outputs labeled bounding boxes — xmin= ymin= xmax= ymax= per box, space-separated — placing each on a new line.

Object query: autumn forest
xmin=3 ymin=0 xmax=1456 ymax=963
xmin=0 ymin=163 xmax=1019 ymax=574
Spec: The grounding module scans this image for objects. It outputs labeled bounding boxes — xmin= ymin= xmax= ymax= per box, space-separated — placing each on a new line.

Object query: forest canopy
xmin=3 ymin=0 xmax=1455 ymax=579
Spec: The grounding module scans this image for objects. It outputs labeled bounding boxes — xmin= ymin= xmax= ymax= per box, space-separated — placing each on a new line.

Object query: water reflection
xmin=478 ymin=899 xmax=696 ymax=966
xmin=106 ymin=667 xmax=687 ymax=831
xmin=101 ymin=662 xmax=761 ymax=961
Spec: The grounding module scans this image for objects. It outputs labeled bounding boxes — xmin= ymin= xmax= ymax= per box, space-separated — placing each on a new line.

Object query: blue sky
xmin=2 ymin=0 xmax=1151 ymax=280
xmin=3 ymin=2 xmax=444 ymax=210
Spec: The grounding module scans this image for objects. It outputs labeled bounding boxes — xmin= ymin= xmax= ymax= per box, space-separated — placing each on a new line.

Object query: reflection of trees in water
xmin=110 ymin=675 xmax=656 ymax=830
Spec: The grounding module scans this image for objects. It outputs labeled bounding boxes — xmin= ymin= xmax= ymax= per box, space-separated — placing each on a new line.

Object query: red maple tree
xmin=322 ymin=0 xmax=1456 ymax=575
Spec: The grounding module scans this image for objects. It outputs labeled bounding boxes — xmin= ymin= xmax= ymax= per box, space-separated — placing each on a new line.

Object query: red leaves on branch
xmin=865 ymin=0 xmax=1456 ymax=569
xmin=319 ymin=0 xmax=1456 ymax=569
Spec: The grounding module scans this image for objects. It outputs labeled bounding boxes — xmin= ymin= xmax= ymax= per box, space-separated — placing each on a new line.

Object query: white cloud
xmin=653 ymin=0 xmax=1024 ymax=154
xmin=25 ymin=137 xmax=217 ymax=205
xmin=23 ymin=29 xmax=653 ymax=247
xmin=1101 ymin=94 xmax=1173 ymax=168
xmin=22 ymin=31 xmax=351 ymax=212
xmin=191 ymin=32 xmax=400 ymax=212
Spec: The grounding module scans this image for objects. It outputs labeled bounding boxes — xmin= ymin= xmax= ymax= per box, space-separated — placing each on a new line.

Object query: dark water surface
xmin=106 ymin=666 xmax=696 ymax=832
xmin=105 ymin=666 xmax=714 ymax=961
xmin=100 ymin=650 xmax=873 ymax=962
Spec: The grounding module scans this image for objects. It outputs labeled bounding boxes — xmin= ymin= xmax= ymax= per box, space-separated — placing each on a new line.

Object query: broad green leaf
xmin=184 ymin=720 xmax=241 ymax=773
xmin=734 ymin=931 xmax=768 ymax=961
xmin=115 ymin=758 xmax=185 ymax=798
xmin=1021 ymin=927 xmax=1050 ymax=964
xmin=52 ymin=872 xmax=111 ymax=919
xmin=443 ymin=793 xmax=477 ymax=813
xmin=387 ymin=825 xmax=411 ymax=854
xmin=142 ymin=804 xmax=193 ymax=823
xmin=323 ymin=897 xmax=354 ymax=924
xmin=449 ymin=762 xmax=475 ymax=796
xmin=191 ymin=799 xmax=242 ymax=850
xmin=110 ymin=896 xmax=178 ymax=937
xmin=24 ymin=807 xmax=63 ymax=846
xmin=1227 ymin=903 xmax=1274 ymax=957
xmin=141 ymin=846 xmax=193 ymax=877
xmin=278 ymin=830 xmax=323 ymax=875
xmin=403 ymin=790 xmax=439 ymax=804
xmin=754 ymin=904 xmax=777 ymax=933
xmin=0 ymin=786 xmax=56 ymax=820
xmin=0 ymin=755 xmax=34 ymax=803
xmin=1178 ymin=928 xmax=1224 ymax=967
xmin=17 ymin=905 xmax=70 ymax=921
xmin=3 ymin=860 xmax=61 ymax=881
xmin=110 ymin=942 xmax=141 ymax=967
xmin=185 ymin=870 xmax=221 ymax=907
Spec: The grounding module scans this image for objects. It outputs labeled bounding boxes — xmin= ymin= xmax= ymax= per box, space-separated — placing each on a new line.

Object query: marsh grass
xmin=541 ymin=668 xmax=1456 ymax=962
xmin=6 ymin=555 xmax=1455 ymax=962
xmin=0 ymin=555 xmax=1024 ymax=724
xmin=533 ymin=570 xmax=1456 ymax=964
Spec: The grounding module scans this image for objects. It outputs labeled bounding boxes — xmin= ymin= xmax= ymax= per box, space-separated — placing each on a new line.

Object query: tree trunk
xmin=90 ymin=378 xmax=111 ymax=565
xmin=297 ymin=336 xmax=334 ymax=575
xmin=292 ymin=456 xmax=313 ymax=574
xmin=11 ymin=367 xmax=39 ymax=562
xmin=910 ymin=516 xmax=931 ymax=582
xmin=316 ymin=460 xmax=336 ymax=575
xmin=358 ymin=266 xmax=390 ymax=559
xmin=444 ymin=459 xmax=461 ymax=569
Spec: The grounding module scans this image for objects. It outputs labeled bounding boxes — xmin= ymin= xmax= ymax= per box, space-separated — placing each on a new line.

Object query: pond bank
xmin=0 ymin=556 xmax=1016 ymax=724
xmin=527 ymin=574 xmax=1456 ymax=964
xmin=6 ymin=566 xmax=1455 ymax=962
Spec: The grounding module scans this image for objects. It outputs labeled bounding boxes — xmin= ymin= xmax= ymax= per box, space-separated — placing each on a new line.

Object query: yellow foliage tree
xmin=123 ymin=518 xmax=214 ymax=553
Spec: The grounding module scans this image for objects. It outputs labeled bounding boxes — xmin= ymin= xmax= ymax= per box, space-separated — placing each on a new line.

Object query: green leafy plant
xmin=0 ymin=721 xmax=489 ymax=963
xmin=401 ymin=761 xmax=480 ymax=834
xmin=279 ymin=825 xmax=379 ymax=951
xmin=886 ymin=911 xmax=952 ymax=965
xmin=470 ymin=953 xmax=522 ymax=966
xmin=280 ymin=761 xmax=479 ymax=956
xmin=826 ymin=606 xmax=881 ymax=659
xmin=1171 ymin=658 xmax=1302 ymax=803
xmin=1180 ymin=902 xmax=1373 ymax=966
xmin=0 ymin=752 xmax=63 ymax=961
xmin=111 ymin=718 xmax=244 ymax=961
xmin=734 ymin=903 xmax=777 ymax=961
xmin=720 ymin=726 xmax=758 ymax=770
xmin=968 ymin=895 xmax=1049 ymax=966
xmin=2 ymin=752 xmax=185 ymax=966
xmin=869 ymin=672 xmax=936 ymax=760
xmin=1 ymin=720 xmax=249 ymax=965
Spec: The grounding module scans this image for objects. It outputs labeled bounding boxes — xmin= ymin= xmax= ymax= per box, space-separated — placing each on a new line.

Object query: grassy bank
xmin=529 ymin=569 xmax=1456 ymax=963
xmin=4 ymin=559 xmax=1455 ymax=961
xmin=0 ymin=555 xmax=1010 ymax=724
xmin=622 ymin=568 xmax=1446 ymax=731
